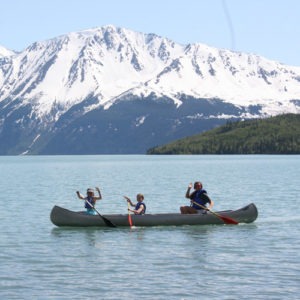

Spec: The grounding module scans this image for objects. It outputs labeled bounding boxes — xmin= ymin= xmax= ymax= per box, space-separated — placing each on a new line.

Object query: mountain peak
xmin=0 ymin=45 xmax=16 ymax=57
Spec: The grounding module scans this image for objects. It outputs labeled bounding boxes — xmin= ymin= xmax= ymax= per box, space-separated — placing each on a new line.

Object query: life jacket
xmin=135 ymin=202 xmax=146 ymax=215
xmin=85 ymin=196 xmax=95 ymax=209
xmin=190 ymin=189 xmax=209 ymax=209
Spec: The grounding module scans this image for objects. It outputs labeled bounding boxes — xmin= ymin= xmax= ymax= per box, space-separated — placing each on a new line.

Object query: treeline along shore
xmin=147 ymin=114 xmax=300 ymax=154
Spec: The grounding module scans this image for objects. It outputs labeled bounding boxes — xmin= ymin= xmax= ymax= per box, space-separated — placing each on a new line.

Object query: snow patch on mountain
xmin=0 ymin=24 xmax=300 ymax=121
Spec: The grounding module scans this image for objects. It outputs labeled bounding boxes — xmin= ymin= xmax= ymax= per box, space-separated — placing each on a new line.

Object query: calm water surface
xmin=0 ymin=155 xmax=299 ymax=299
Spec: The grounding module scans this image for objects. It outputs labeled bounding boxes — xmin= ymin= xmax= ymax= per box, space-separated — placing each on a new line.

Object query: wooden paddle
xmin=192 ymin=201 xmax=238 ymax=225
xmin=127 ymin=201 xmax=133 ymax=228
xmin=85 ymin=199 xmax=117 ymax=228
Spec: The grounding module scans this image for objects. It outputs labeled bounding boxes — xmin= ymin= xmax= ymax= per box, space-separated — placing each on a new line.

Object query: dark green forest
xmin=147 ymin=114 xmax=300 ymax=154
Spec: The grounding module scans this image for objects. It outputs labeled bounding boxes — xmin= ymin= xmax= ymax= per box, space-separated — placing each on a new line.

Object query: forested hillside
xmin=147 ymin=114 xmax=300 ymax=154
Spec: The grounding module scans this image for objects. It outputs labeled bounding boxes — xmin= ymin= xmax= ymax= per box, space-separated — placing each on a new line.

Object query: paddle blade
xmin=128 ymin=214 xmax=133 ymax=227
xmin=219 ymin=215 xmax=239 ymax=225
xmin=127 ymin=202 xmax=133 ymax=227
xmin=102 ymin=216 xmax=117 ymax=228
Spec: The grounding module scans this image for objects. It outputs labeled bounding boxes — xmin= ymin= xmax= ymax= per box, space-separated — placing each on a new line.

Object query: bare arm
xmin=128 ymin=204 xmax=144 ymax=214
xmin=204 ymin=193 xmax=214 ymax=210
xmin=207 ymin=198 xmax=214 ymax=209
xmin=134 ymin=204 xmax=145 ymax=214
xmin=185 ymin=183 xmax=192 ymax=199
xmin=94 ymin=187 xmax=102 ymax=200
xmin=124 ymin=196 xmax=134 ymax=207
xmin=76 ymin=191 xmax=85 ymax=200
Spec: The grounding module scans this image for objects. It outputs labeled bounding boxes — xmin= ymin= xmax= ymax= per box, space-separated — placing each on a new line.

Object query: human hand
xmin=188 ymin=183 xmax=192 ymax=189
xmin=95 ymin=187 xmax=100 ymax=191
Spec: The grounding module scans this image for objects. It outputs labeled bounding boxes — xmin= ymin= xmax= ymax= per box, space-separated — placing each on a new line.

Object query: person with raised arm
xmin=180 ymin=181 xmax=214 ymax=214
xmin=76 ymin=187 xmax=102 ymax=215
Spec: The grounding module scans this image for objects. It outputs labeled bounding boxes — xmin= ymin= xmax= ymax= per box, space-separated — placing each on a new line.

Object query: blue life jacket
xmin=135 ymin=202 xmax=146 ymax=214
xmin=190 ymin=189 xmax=210 ymax=210
xmin=85 ymin=196 xmax=95 ymax=209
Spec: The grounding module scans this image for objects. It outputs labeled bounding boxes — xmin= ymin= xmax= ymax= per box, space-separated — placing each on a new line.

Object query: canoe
xmin=50 ymin=203 xmax=258 ymax=227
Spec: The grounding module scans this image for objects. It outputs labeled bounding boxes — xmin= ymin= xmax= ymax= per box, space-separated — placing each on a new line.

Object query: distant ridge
xmin=147 ymin=114 xmax=300 ymax=154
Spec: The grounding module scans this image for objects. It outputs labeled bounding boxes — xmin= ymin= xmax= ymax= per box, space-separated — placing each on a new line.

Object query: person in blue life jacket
xmin=180 ymin=181 xmax=214 ymax=214
xmin=124 ymin=194 xmax=146 ymax=215
xmin=76 ymin=187 xmax=102 ymax=215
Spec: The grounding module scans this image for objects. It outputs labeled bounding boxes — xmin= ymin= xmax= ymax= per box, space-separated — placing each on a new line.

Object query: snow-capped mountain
xmin=0 ymin=25 xmax=299 ymax=154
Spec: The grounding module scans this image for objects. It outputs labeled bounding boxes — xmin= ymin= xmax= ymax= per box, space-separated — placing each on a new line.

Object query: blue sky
xmin=1 ymin=0 xmax=299 ymax=66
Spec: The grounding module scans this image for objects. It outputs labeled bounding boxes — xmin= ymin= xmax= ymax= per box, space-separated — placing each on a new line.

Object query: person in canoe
xmin=76 ymin=187 xmax=102 ymax=215
xmin=180 ymin=181 xmax=214 ymax=214
xmin=124 ymin=194 xmax=146 ymax=215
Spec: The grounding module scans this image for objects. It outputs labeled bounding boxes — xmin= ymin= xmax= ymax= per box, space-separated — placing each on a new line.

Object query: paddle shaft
xmin=85 ymin=199 xmax=116 ymax=227
xmin=192 ymin=201 xmax=238 ymax=225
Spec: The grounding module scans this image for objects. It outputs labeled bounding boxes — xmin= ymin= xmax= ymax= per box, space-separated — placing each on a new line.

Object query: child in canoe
xmin=124 ymin=194 xmax=146 ymax=215
xmin=76 ymin=187 xmax=102 ymax=215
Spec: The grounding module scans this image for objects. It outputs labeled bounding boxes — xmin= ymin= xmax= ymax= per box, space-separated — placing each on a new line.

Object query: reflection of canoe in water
xmin=50 ymin=203 xmax=258 ymax=227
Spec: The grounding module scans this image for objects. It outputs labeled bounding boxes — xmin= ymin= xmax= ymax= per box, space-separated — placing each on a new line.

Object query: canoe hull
xmin=50 ymin=203 xmax=258 ymax=227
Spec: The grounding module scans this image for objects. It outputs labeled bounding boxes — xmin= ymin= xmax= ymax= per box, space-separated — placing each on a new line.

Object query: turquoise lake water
xmin=0 ymin=155 xmax=299 ymax=299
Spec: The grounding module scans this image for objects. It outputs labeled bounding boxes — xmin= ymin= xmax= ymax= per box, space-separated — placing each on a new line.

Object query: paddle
xmin=85 ymin=199 xmax=117 ymax=228
xmin=127 ymin=201 xmax=133 ymax=228
xmin=192 ymin=201 xmax=238 ymax=225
